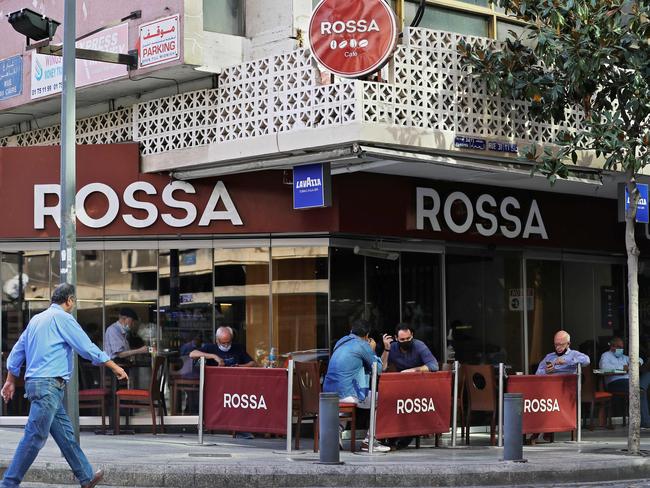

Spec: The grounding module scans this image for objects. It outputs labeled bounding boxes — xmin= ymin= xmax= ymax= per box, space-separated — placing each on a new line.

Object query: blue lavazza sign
xmin=293 ymin=163 xmax=332 ymax=210
xmin=624 ymin=183 xmax=649 ymax=224
xmin=0 ymin=56 xmax=22 ymax=101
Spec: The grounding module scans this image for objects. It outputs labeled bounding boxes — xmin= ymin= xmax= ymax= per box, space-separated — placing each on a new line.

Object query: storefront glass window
xmin=272 ymin=246 xmax=329 ymax=366
xmin=366 ymin=256 xmax=400 ymax=346
xmin=401 ymin=252 xmax=442 ymax=360
xmin=562 ymin=261 xmax=626 ymax=366
xmin=2 ymin=252 xmax=50 ymax=416
xmin=214 ymin=246 xmax=270 ymax=365
xmin=329 ymin=247 xmax=365 ymax=348
xmin=526 ymin=259 xmax=562 ymax=373
xmin=446 ymin=250 xmax=523 ymax=371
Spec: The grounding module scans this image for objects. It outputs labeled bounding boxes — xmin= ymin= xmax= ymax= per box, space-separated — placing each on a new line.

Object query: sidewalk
xmin=1 ymin=427 xmax=650 ymax=487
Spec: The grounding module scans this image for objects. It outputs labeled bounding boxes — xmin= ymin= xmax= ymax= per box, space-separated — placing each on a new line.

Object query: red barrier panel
xmin=506 ymin=374 xmax=577 ymax=434
xmin=375 ymin=371 xmax=453 ymax=439
xmin=203 ymin=367 xmax=288 ymax=434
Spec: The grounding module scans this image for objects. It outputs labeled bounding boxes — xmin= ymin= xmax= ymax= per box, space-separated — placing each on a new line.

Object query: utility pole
xmin=60 ymin=0 xmax=79 ymax=442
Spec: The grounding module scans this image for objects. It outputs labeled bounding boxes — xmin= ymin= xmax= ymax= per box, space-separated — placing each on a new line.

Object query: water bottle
xmin=268 ymin=347 xmax=277 ymax=368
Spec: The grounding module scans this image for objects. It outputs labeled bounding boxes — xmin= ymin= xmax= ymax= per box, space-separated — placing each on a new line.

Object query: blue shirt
xmin=535 ymin=348 xmax=590 ymax=375
xmin=323 ymin=334 xmax=382 ymax=401
xmin=7 ymin=303 xmax=110 ymax=382
xmin=103 ymin=321 xmax=129 ymax=359
xmin=599 ymin=350 xmax=643 ymax=386
xmin=387 ymin=339 xmax=438 ymax=372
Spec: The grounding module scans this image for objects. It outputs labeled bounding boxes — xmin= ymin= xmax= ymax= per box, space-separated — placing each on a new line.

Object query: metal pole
xmin=577 ymin=363 xmax=582 ymax=443
xmin=198 ymin=357 xmax=205 ymax=445
xmin=286 ymin=359 xmax=294 ymax=453
xmin=368 ymin=361 xmax=378 ymax=454
xmin=61 ymin=0 xmax=79 ymax=442
xmin=318 ymin=392 xmax=342 ymax=464
xmin=498 ymin=362 xmax=504 ymax=447
xmin=451 ymin=360 xmax=459 ymax=447
xmin=502 ymin=393 xmax=525 ymax=462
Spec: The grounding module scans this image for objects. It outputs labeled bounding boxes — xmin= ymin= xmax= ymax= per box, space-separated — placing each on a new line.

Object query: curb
xmin=3 ymin=457 xmax=650 ymax=487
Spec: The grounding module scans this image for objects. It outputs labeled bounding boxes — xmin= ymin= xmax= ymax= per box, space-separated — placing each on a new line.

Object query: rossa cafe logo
xmin=309 ymin=0 xmax=398 ymax=78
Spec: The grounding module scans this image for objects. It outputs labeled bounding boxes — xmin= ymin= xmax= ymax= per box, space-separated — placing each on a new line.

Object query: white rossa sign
xmin=416 ymin=187 xmax=548 ymax=240
xmin=34 ymin=181 xmax=243 ymax=229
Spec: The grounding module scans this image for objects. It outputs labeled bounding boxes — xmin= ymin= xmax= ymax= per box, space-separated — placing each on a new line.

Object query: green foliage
xmin=458 ymin=0 xmax=650 ymax=179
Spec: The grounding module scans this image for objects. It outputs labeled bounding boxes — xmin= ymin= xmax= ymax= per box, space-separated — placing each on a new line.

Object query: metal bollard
xmin=318 ymin=392 xmax=343 ymax=464
xmin=502 ymin=393 xmax=526 ymax=462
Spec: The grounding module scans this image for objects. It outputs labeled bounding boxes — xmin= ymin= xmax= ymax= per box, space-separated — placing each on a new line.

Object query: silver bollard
xmin=318 ymin=392 xmax=343 ymax=464
xmin=502 ymin=393 xmax=526 ymax=462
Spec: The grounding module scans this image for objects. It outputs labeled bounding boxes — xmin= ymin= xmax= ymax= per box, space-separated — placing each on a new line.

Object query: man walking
xmin=1 ymin=283 xmax=128 ymax=487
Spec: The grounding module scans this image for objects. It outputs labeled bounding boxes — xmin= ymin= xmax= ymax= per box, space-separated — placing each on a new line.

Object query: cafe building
xmin=0 ymin=0 xmax=649 ymax=426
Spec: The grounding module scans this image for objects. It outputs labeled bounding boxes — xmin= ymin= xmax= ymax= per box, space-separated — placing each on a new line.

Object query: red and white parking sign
xmin=308 ymin=0 xmax=398 ymax=78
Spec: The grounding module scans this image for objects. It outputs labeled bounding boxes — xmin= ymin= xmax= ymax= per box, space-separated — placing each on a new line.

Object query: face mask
xmin=614 ymin=348 xmax=624 ymax=358
xmin=556 ymin=347 xmax=568 ymax=356
xmin=399 ymin=340 xmax=413 ymax=352
xmin=218 ymin=343 xmax=231 ymax=352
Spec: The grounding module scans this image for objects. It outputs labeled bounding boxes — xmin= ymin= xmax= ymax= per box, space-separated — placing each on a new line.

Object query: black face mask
xmin=556 ymin=347 xmax=568 ymax=356
xmin=399 ymin=340 xmax=414 ymax=352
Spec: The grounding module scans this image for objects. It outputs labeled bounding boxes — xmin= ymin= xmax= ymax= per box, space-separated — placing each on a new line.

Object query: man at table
xmin=103 ymin=307 xmax=148 ymax=360
xmin=380 ymin=323 xmax=439 ymax=449
xmin=600 ymin=336 xmax=650 ymax=428
xmin=535 ymin=330 xmax=590 ymax=375
xmin=381 ymin=324 xmax=438 ymax=374
xmin=190 ymin=326 xmax=257 ymax=438
xmin=323 ymin=319 xmax=389 ymax=452
xmin=189 ymin=326 xmax=256 ymax=368
xmin=528 ymin=330 xmax=589 ymax=444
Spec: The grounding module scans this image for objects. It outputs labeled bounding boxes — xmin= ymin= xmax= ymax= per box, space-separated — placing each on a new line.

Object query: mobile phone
xmin=545 ymin=361 xmax=553 ymax=367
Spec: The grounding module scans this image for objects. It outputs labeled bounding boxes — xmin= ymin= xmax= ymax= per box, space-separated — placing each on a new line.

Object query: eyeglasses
xmin=397 ymin=337 xmax=413 ymax=343
xmin=554 ymin=341 xmax=568 ymax=347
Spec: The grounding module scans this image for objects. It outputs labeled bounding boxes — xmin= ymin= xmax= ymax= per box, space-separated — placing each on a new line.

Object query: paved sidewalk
xmin=2 ymin=427 xmax=650 ymax=487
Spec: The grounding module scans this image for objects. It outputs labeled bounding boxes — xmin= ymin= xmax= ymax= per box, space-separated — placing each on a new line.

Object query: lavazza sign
xmin=33 ymin=181 xmax=243 ymax=229
xmin=416 ymin=187 xmax=548 ymax=240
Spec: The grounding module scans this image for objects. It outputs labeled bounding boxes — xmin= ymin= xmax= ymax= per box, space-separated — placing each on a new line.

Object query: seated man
xmin=381 ymin=324 xmax=438 ymax=374
xmin=530 ymin=330 xmax=589 ymax=444
xmin=381 ymin=324 xmax=439 ymax=449
xmin=103 ymin=308 xmax=148 ymax=360
xmin=323 ymin=319 xmax=389 ymax=452
xmin=535 ymin=330 xmax=590 ymax=375
xmin=190 ymin=326 xmax=257 ymax=438
xmin=600 ymin=336 xmax=650 ymax=428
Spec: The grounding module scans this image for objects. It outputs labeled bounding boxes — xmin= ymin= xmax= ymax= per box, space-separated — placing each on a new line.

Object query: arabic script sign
xmin=139 ymin=14 xmax=180 ymax=68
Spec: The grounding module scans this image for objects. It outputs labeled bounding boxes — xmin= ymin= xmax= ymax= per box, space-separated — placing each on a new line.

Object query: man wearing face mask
xmin=103 ymin=307 xmax=148 ymax=360
xmin=189 ymin=326 xmax=256 ymax=368
xmin=599 ymin=336 xmax=650 ymax=427
xmin=535 ymin=330 xmax=590 ymax=375
xmin=381 ymin=324 xmax=438 ymax=374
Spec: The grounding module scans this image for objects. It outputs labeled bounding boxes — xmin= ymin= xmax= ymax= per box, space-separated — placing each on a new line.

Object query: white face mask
xmin=218 ymin=343 xmax=231 ymax=352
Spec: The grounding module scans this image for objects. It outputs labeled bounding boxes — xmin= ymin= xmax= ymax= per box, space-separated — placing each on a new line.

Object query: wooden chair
xmin=463 ymin=364 xmax=497 ymax=445
xmin=78 ymin=366 xmax=110 ymax=428
xmin=581 ymin=364 xmax=613 ymax=430
xmin=115 ymin=356 xmax=166 ymax=434
xmin=294 ymin=361 xmax=356 ymax=452
xmin=171 ymin=377 xmax=199 ymax=415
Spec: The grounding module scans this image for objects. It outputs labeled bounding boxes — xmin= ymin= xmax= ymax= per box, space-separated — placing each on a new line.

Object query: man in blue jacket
xmin=323 ymin=319 xmax=388 ymax=452
xmin=1 ymin=284 xmax=128 ymax=488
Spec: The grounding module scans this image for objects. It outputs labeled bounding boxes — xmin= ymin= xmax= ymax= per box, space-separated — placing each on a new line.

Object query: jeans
xmin=1 ymin=378 xmax=94 ymax=487
xmin=605 ymin=371 xmax=650 ymax=427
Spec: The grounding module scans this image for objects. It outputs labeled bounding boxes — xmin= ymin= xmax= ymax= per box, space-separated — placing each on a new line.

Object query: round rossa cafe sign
xmin=309 ymin=0 xmax=398 ymax=78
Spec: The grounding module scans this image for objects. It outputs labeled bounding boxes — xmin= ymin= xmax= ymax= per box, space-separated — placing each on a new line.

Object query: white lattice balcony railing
xmin=0 ymin=28 xmax=584 ymax=167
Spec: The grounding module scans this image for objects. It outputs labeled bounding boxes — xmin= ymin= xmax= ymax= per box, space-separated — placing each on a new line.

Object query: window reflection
xmin=272 ymin=246 xmax=328 ymax=365
xmin=214 ymin=246 xmax=270 ymax=365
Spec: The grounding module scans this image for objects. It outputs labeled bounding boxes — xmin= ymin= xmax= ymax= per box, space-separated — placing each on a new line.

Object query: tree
xmin=458 ymin=0 xmax=650 ymax=454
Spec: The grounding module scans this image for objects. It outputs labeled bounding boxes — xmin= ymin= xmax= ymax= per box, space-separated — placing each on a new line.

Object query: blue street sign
xmin=293 ymin=163 xmax=332 ymax=210
xmin=0 ymin=56 xmax=22 ymax=101
xmin=625 ymin=183 xmax=649 ymax=224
